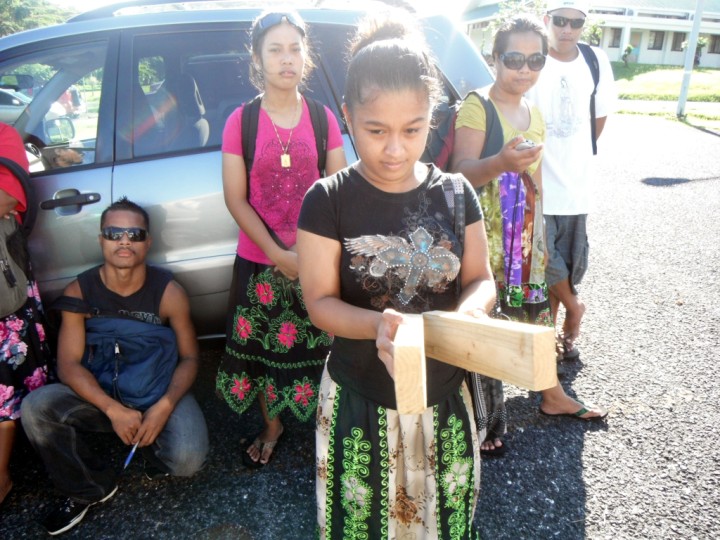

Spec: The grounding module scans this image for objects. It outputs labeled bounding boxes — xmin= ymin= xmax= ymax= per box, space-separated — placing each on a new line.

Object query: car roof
xmin=0 ymin=3 xmax=375 ymax=46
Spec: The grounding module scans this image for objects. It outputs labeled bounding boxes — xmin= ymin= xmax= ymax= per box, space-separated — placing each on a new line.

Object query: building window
xmin=609 ymin=28 xmax=622 ymax=48
xmin=648 ymin=31 xmax=665 ymax=50
xmin=671 ymin=32 xmax=686 ymax=51
xmin=710 ymin=35 xmax=720 ymax=54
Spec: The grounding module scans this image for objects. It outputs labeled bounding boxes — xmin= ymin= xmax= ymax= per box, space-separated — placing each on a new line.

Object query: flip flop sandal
xmin=539 ymin=403 xmax=607 ymax=422
xmin=562 ymin=336 xmax=581 ymax=361
xmin=242 ymin=431 xmax=284 ymax=469
xmin=480 ymin=440 xmax=507 ymax=458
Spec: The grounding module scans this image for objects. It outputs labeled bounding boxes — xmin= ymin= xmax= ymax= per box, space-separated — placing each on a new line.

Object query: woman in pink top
xmin=216 ymin=10 xmax=346 ymax=468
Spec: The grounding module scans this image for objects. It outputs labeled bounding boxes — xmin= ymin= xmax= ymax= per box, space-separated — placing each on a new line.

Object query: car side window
xmin=0 ymin=40 xmax=107 ymax=174
xmin=130 ymin=29 xmax=256 ymax=157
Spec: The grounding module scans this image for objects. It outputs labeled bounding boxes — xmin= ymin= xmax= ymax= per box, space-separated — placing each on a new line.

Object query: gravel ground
xmin=1 ymin=113 xmax=719 ymax=539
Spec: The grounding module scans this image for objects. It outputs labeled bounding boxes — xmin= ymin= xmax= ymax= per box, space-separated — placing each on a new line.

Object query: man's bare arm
xmin=135 ymin=280 xmax=199 ymax=446
xmin=57 ymin=280 xmax=142 ymax=445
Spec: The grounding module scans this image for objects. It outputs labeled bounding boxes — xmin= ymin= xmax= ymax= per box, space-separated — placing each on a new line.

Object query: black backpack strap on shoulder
xmin=442 ymin=174 xmax=466 ymax=300
xmin=467 ymin=90 xmax=503 ymax=160
xmin=578 ymin=43 xmax=600 ymax=155
xmin=0 ymin=156 xmax=35 ymax=234
xmin=51 ymin=295 xmax=96 ymax=315
xmin=240 ymin=94 xmax=263 ymax=179
xmin=305 ymin=96 xmax=329 ymax=176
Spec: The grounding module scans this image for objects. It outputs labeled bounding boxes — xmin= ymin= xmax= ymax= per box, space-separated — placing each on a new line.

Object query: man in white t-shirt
xmin=526 ymin=0 xmax=616 ymax=361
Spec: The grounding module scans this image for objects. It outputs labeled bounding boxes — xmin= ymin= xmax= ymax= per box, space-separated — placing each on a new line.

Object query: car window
xmin=130 ymin=28 xmax=256 ymax=157
xmin=0 ymin=41 xmax=107 ymax=173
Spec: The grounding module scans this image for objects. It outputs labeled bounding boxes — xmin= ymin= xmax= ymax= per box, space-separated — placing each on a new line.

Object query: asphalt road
xmin=2 ymin=113 xmax=719 ymax=539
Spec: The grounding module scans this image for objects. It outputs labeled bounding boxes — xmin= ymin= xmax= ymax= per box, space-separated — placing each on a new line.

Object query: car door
xmin=0 ymin=35 xmax=118 ymax=302
xmin=111 ymin=24 xmax=251 ymax=336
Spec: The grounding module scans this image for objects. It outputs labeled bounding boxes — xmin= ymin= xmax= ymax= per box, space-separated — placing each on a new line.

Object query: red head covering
xmin=0 ymin=122 xmax=30 ymax=215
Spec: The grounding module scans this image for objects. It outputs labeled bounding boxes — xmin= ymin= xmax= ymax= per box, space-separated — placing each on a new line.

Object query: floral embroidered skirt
xmin=316 ymin=367 xmax=482 ymax=540
xmin=1 ymin=279 xmax=51 ymax=422
xmin=476 ymin=280 xmax=554 ymax=443
xmin=216 ymin=256 xmax=331 ymax=422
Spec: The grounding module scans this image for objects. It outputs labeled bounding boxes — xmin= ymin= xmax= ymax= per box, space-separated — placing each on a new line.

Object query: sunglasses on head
xmin=499 ymin=52 xmax=547 ymax=71
xmin=551 ymin=15 xmax=586 ymax=29
xmin=255 ymin=12 xmax=305 ymax=37
xmin=101 ymin=227 xmax=148 ymax=242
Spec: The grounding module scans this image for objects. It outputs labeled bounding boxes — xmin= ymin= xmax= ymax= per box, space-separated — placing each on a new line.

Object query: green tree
xmin=493 ymin=0 xmax=604 ymax=46
xmin=0 ymin=0 xmax=75 ymax=38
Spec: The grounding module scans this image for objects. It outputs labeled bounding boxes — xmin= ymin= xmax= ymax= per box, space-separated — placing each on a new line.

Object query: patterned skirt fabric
xmin=216 ymin=256 xmax=332 ymax=422
xmin=474 ymin=281 xmax=554 ymax=443
xmin=316 ymin=368 xmax=482 ymax=540
xmin=1 ymin=279 xmax=51 ymax=421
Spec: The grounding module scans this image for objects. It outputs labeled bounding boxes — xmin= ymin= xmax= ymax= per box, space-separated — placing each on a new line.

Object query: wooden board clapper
xmin=393 ymin=311 xmax=557 ymax=414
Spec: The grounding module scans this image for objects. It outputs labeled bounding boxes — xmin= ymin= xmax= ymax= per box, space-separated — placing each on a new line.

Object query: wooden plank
xmin=393 ymin=314 xmax=426 ymax=415
xmin=423 ymin=311 xmax=557 ymax=391
xmin=393 ymin=311 xmax=557 ymax=415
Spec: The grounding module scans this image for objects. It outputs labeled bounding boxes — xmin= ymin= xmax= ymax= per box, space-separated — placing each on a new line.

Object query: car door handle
xmin=40 ymin=192 xmax=102 ymax=210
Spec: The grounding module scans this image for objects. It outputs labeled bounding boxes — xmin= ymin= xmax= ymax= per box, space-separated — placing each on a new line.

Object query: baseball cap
xmin=0 ymin=122 xmax=30 ymax=214
xmin=546 ymin=0 xmax=590 ymax=16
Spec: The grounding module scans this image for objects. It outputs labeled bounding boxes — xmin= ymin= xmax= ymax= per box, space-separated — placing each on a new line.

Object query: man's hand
xmin=135 ymin=398 xmax=173 ymax=447
xmin=106 ymin=402 xmax=143 ymax=445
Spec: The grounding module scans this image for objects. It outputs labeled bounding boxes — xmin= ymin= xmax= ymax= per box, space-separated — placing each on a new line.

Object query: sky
xmin=48 ymin=0 xmax=468 ymax=20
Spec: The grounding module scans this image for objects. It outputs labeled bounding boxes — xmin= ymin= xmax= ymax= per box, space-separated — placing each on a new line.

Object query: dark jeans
xmin=21 ymin=383 xmax=208 ymax=503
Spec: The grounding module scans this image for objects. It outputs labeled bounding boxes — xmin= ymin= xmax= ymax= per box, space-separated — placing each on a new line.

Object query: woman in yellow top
xmin=450 ymin=15 xmax=607 ymax=458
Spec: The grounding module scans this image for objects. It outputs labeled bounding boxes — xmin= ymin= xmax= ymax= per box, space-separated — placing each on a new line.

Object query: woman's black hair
xmin=248 ymin=9 xmax=315 ymax=91
xmin=492 ymin=15 xmax=549 ymax=59
xmin=344 ymin=12 xmax=441 ymax=112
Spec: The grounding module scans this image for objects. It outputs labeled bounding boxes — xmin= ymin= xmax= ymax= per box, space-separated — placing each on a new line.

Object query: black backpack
xmin=240 ymin=94 xmax=329 ymax=177
xmin=239 ymin=94 xmax=329 ymax=251
xmin=422 ymin=89 xmax=504 ymax=171
xmin=578 ymin=43 xmax=600 ymax=155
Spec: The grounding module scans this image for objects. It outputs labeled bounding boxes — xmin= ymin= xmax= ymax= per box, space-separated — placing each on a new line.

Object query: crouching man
xmin=22 ymin=197 xmax=209 ymax=536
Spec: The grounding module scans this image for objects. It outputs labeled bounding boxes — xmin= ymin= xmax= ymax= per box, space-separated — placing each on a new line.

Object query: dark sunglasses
xmin=499 ymin=52 xmax=547 ymax=71
xmin=255 ymin=12 xmax=305 ymax=37
xmin=551 ymin=15 xmax=586 ymax=29
xmin=101 ymin=226 xmax=148 ymax=242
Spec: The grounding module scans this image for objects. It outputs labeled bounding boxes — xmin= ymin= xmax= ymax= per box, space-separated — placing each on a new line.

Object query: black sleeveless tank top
xmin=77 ymin=265 xmax=173 ymax=326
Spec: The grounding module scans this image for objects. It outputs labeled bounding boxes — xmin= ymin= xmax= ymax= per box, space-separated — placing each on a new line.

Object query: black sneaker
xmin=143 ymin=462 xmax=169 ymax=481
xmin=42 ymin=485 xmax=118 ymax=536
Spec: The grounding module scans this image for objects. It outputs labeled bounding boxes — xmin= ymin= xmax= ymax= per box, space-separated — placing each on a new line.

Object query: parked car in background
xmin=0 ymin=88 xmax=70 ymax=126
xmin=0 ymin=0 xmax=493 ymax=337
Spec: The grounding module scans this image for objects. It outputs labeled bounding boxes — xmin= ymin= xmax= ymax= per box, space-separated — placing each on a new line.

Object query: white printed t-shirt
xmin=526 ymin=45 xmax=615 ymax=215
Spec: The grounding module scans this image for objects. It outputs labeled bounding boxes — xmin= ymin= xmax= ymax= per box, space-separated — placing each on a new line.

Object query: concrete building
xmin=463 ymin=0 xmax=720 ymax=68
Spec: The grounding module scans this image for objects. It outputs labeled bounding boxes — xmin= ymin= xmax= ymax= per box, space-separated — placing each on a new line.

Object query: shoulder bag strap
xmin=305 ymin=96 xmax=329 ymax=176
xmin=578 ymin=43 xmax=600 ymax=155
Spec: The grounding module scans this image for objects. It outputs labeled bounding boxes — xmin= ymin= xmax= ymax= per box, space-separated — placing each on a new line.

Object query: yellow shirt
xmin=454 ymin=92 xmax=546 ymax=176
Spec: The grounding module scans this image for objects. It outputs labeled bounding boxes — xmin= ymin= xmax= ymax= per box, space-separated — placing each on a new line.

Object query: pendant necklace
xmin=268 ymin=97 xmax=301 ymax=168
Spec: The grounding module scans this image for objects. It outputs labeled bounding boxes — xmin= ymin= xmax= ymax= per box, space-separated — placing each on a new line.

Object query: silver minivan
xmin=0 ymin=2 xmax=493 ymax=336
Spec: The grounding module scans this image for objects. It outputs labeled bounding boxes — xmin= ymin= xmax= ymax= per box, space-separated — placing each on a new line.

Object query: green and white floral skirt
xmin=316 ymin=367 xmax=483 ymax=539
xmin=216 ymin=256 xmax=331 ymax=422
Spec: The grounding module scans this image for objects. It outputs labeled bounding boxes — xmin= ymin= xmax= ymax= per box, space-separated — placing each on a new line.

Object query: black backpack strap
xmin=304 ymin=96 xmax=329 ymax=176
xmin=442 ymin=174 xmax=466 ymax=300
xmin=240 ymin=94 xmax=263 ymax=180
xmin=578 ymin=43 xmax=600 ymax=155
xmin=466 ymin=90 xmax=503 ymax=160
xmin=0 ymin=156 xmax=35 ymax=234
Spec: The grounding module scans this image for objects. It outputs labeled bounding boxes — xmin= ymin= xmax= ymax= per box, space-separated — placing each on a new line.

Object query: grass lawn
xmin=612 ymin=62 xmax=720 ymax=102
xmin=611 ymin=62 xmax=720 ymax=133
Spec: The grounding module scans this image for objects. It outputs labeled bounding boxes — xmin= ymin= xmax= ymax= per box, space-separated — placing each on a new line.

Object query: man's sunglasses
xmin=256 ymin=12 xmax=305 ymax=37
xmin=101 ymin=227 xmax=148 ymax=242
xmin=551 ymin=15 xmax=586 ymax=29
xmin=499 ymin=52 xmax=547 ymax=71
